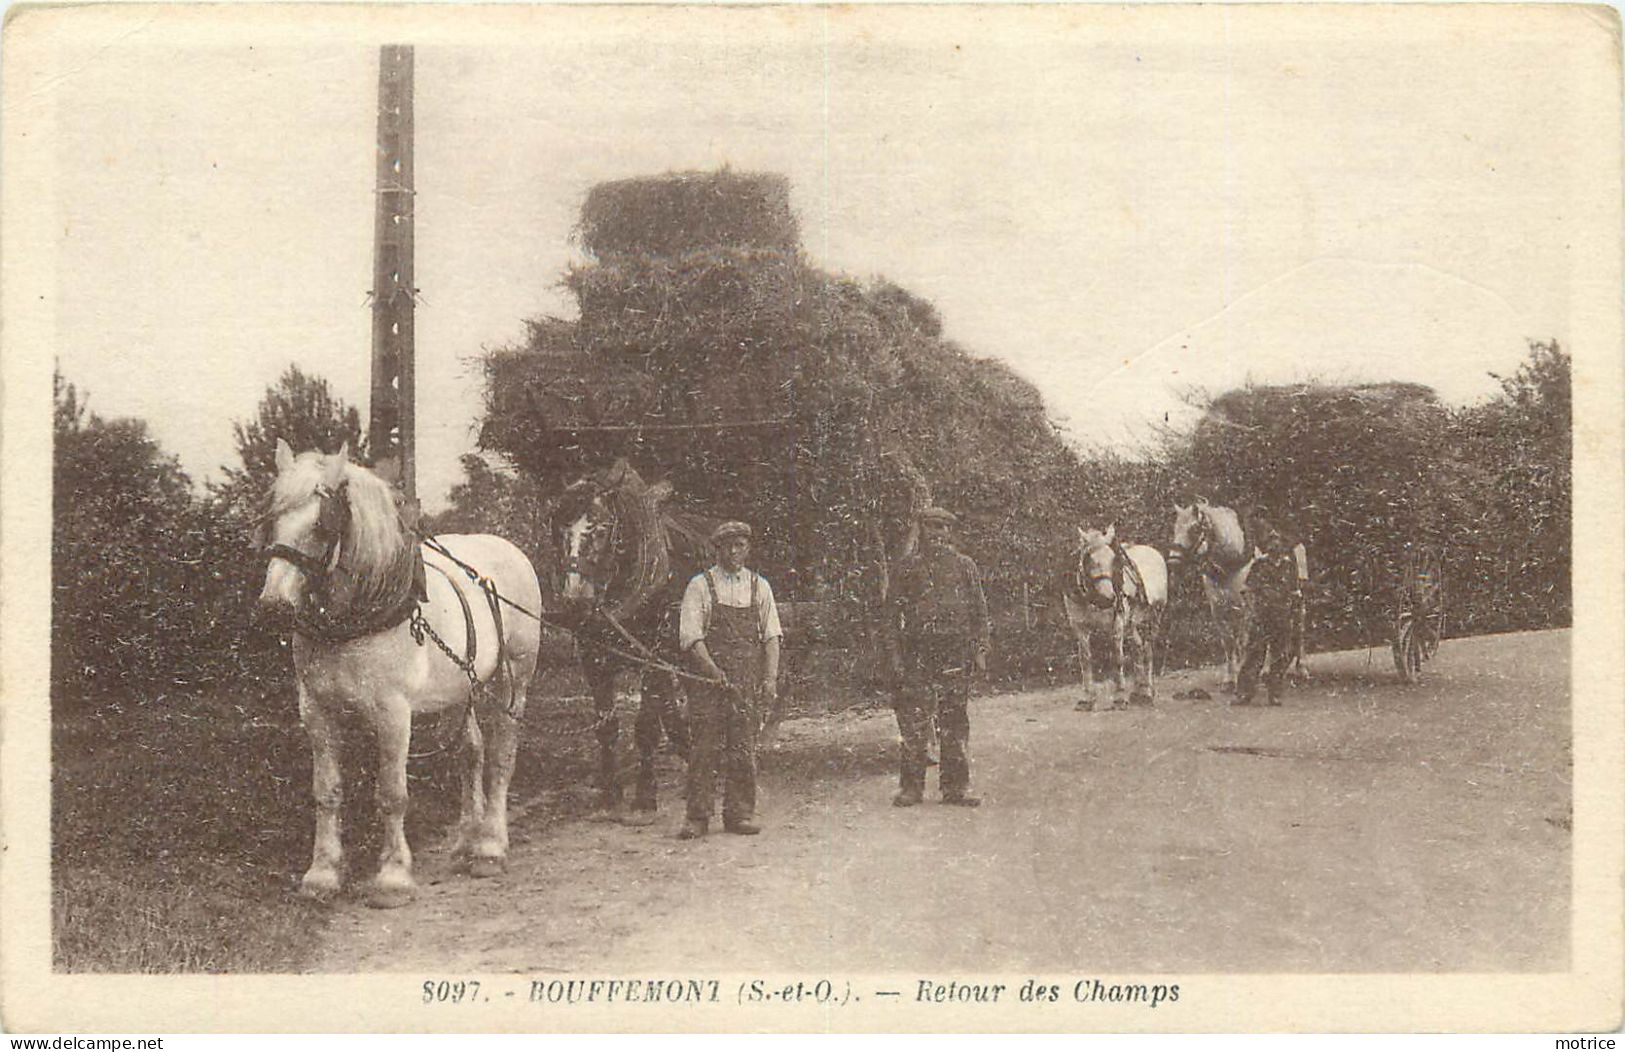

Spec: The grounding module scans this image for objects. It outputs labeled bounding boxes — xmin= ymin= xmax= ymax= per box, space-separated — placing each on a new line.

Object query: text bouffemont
xmin=529 ymin=979 xmax=721 ymax=1004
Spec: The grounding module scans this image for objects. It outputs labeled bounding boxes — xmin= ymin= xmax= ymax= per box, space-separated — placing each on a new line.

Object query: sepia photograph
xmin=1 ymin=2 xmax=1621 ymax=1034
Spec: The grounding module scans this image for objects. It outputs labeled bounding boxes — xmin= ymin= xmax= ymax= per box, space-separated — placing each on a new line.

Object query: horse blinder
xmin=558 ymin=497 xmax=618 ymax=591
xmin=1169 ymin=511 xmax=1209 ymax=566
xmin=314 ymin=482 xmax=350 ymax=552
xmin=263 ymin=482 xmax=350 ymax=580
xmin=1078 ymin=548 xmax=1119 ymax=610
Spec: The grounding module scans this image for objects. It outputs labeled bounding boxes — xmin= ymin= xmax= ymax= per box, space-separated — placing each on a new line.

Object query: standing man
xmin=888 ymin=506 xmax=991 ymax=807
xmin=678 ymin=521 xmax=782 ymax=839
xmin=1237 ymin=518 xmax=1298 ymax=707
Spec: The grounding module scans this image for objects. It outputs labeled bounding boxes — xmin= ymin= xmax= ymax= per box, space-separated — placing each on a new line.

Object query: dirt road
xmin=312 ymin=629 xmax=1569 ymax=973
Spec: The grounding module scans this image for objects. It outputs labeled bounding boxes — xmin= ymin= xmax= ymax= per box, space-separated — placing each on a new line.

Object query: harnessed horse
xmin=258 ymin=440 xmax=541 ymax=908
xmin=553 ymin=459 xmax=710 ymax=824
xmin=1168 ymin=498 xmax=1308 ymax=690
xmin=1061 ymin=525 xmax=1168 ymax=711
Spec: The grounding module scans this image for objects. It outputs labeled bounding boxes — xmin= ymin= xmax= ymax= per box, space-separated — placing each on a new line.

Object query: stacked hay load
xmin=1174 ymin=380 xmax=1460 ymax=648
xmin=479 ymin=168 xmax=1084 ymax=682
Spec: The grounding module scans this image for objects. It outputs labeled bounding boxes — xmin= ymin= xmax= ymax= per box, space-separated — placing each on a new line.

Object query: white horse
xmin=1168 ymin=498 xmax=1308 ymax=689
xmin=258 ymin=440 xmax=541 ymax=908
xmin=1062 ymin=525 xmax=1168 ymax=711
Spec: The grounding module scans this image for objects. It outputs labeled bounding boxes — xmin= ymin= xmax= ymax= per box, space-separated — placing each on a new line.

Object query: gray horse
xmin=1062 ymin=525 xmax=1168 ymax=711
xmin=1169 ymin=498 xmax=1309 ymax=689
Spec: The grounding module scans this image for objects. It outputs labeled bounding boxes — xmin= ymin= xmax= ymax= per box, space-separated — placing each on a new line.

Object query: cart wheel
xmin=1393 ymin=613 xmax=1423 ymax=681
xmin=1393 ymin=546 xmax=1445 ymax=683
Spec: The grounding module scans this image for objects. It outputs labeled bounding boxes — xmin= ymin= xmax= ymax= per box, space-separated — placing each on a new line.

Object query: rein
xmin=419 ymin=532 xmax=724 ymax=691
xmin=1169 ymin=507 xmax=1210 ymax=569
xmin=1171 ymin=507 xmax=1241 ymax=586
xmin=1078 ymin=539 xmax=1146 ymax=614
xmin=264 ymin=481 xmax=726 ymax=743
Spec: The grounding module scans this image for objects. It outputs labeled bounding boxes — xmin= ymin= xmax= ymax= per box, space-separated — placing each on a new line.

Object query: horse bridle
xmin=1078 ymin=538 xmax=1133 ymax=611
xmin=558 ymin=495 xmax=622 ymax=593
xmin=262 ymin=481 xmax=351 ymax=582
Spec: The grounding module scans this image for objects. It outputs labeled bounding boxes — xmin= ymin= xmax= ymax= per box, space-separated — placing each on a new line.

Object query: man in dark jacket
xmin=887 ymin=507 xmax=992 ymax=807
xmin=1237 ymin=518 xmax=1299 ymax=706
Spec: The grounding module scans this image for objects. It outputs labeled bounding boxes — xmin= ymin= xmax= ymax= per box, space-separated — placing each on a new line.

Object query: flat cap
xmin=920 ymin=506 xmax=958 ymax=526
xmin=710 ymin=520 xmax=753 ymax=544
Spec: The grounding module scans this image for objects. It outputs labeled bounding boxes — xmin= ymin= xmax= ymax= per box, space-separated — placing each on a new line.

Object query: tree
xmin=1451 ymin=340 xmax=1572 ymax=629
xmin=213 ymin=365 xmax=365 ymax=513
xmin=1490 ymin=340 xmax=1571 ymax=437
xmin=199 ymin=366 xmax=369 ymax=686
xmin=53 ymin=372 xmax=199 ymax=702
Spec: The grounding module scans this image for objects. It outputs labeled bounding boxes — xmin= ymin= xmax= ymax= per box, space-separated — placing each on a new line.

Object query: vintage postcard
xmin=2 ymin=2 xmax=1621 ymax=1035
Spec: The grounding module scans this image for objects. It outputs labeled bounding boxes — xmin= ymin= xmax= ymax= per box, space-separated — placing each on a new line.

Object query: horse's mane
xmin=555 ymin=459 xmax=717 ymax=624
xmin=1071 ymin=525 xmax=1154 ymax=605
xmin=1061 ymin=528 xmax=1109 ymax=599
xmin=1206 ymin=501 xmax=1300 ymax=566
xmin=1200 ymin=503 xmax=1250 ymax=570
xmin=267 ymin=455 xmax=325 ymax=522
xmin=339 ymin=463 xmax=412 ymax=579
xmin=328 ymin=463 xmax=418 ymax=626
xmin=601 ymin=464 xmax=667 ymax=619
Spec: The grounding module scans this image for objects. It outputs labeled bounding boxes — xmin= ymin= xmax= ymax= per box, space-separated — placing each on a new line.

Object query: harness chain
xmin=419 ymin=532 xmax=723 ymax=690
xmin=405 ymin=603 xmax=480 ymax=762
xmin=1110 ymin=538 xmax=1148 ymax=613
xmin=417 ymin=531 xmax=726 ymax=745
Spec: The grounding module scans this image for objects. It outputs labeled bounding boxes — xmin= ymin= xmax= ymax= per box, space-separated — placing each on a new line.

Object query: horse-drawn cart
xmin=1172 ymin=381 xmax=1461 ymax=686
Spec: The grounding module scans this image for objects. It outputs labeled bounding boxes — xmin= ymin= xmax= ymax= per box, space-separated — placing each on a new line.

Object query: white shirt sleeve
xmin=678 ymin=573 xmax=711 ymax=652
xmin=756 ymin=574 xmax=784 ymax=642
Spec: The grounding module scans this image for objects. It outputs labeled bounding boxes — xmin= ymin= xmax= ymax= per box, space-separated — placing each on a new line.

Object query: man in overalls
xmin=887 ymin=506 xmax=991 ymax=807
xmin=677 ymin=521 xmax=782 ymax=839
xmin=1237 ymin=518 xmax=1298 ymax=707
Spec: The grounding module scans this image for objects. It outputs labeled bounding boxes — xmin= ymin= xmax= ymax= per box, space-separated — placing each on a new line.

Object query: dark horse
xmin=551 ymin=459 xmax=712 ymax=824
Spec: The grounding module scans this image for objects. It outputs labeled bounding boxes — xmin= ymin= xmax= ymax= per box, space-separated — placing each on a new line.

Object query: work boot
xmin=723 ymin=820 xmax=761 ymax=836
xmin=941 ymin=793 xmax=982 ymax=808
xmin=676 ymin=818 xmax=707 ymax=840
xmin=892 ymin=789 xmax=923 ymax=808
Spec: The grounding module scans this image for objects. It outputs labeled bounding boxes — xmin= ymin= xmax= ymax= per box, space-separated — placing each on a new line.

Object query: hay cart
xmin=1188 ymin=381 xmax=1457 ymax=685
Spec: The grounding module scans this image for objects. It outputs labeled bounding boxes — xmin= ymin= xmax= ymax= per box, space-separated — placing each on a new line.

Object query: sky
xmin=43 ymin=6 xmax=1612 ymax=510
